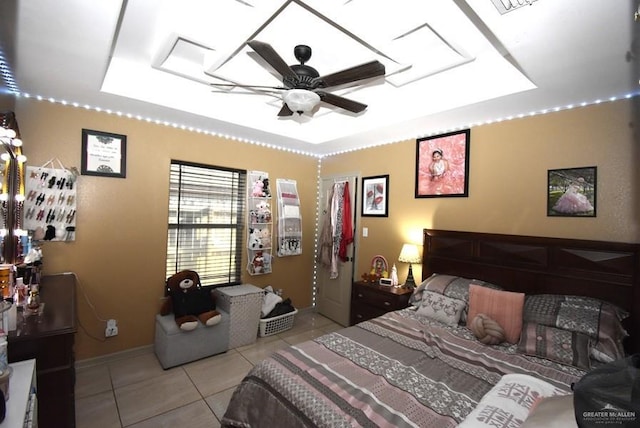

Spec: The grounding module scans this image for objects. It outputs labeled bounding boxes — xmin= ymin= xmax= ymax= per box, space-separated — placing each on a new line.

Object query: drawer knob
xmin=357 ymin=293 xmax=363 ymax=298
xmin=384 ymin=301 xmax=391 ymax=306
xmin=356 ymin=314 xmax=362 ymax=319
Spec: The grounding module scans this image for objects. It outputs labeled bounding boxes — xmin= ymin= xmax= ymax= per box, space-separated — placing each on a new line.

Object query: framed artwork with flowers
xmin=415 ymin=129 xmax=470 ymax=198
xmin=361 ymin=175 xmax=389 ymax=217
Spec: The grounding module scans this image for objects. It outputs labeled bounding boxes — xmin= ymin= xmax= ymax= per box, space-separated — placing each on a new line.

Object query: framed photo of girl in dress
xmin=415 ymin=129 xmax=470 ymax=198
xmin=547 ymin=166 xmax=597 ymax=217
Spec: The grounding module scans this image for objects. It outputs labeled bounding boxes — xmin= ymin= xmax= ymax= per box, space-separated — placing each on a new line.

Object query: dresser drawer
xmin=352 ymin=286 xmax=400 ymax=310
xmin=350 ymin=281 xmax=412 ymax=326
xmin=351 ymin=303 xmax=386 ymax=325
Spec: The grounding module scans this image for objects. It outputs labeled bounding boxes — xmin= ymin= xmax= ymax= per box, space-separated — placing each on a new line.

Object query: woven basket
xmin=214 ymin=285 xmax=262 ymax=348
xmin=259 ymin=309 xmax=298 ymax=337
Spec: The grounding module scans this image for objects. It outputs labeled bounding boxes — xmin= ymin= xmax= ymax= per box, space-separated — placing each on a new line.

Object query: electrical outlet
xmin=105 ymin=319 xmax=118 ymax=338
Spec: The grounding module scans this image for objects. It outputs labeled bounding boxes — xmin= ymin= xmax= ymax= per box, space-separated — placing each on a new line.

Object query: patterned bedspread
xmin=221 ymin=309 xmax=585 ymax=428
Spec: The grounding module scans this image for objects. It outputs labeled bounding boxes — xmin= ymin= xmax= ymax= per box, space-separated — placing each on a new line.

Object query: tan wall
xmin=14 ymin=99 xmax=318 ymax=360
xmin=10 ymin=97 xmax=639 ymax=361
xmin=321 ymin=99 xmax=639 ymax=285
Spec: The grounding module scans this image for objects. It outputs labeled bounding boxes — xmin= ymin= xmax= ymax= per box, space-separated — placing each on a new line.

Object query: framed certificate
xmin=81 ymin=129 xmax=127 ymax=178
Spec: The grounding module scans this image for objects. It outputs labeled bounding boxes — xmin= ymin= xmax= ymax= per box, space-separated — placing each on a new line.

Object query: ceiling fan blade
xmin=278 ymin=103 xmax=294 ymax=117
xmin=209 ymin=83 xmax=286 ymax=90
xmin=247 ymin=40 xmax=298 ymax=80
xmin=316 ymin=91 xmax=367 ymax=113
xmin=315 ymin=60 xmax=385 ymax=88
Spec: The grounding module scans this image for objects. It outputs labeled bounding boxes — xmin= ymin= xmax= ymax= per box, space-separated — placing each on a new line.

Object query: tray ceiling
xmin=1 ymin=0 xmax=638 ymax=155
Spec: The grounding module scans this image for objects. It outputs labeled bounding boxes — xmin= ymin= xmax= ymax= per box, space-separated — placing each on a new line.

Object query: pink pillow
xmin=467 ymin=284 xmax=525 ymax=344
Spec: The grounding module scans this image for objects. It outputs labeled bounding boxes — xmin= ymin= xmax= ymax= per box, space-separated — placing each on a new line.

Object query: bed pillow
xmin=410 ymin=273 xmax=504 ymax=306
xmin=520 ymin=395 xmax=578 ymax=428
xmin=458 ymin=373 xmax=565 ymax=428
xmin=523 ymin=294 xmax=628 ymax=363
xmin=411 ymin=273 xmax=504 ymax=323
xmin=470 ymin=314 xmax=506 ymax=345
xmin=518 ymin=322 xmax=591 ymax=370
xmin=415 ymin=291 xmax=466 ymax=326
xmin=467 ymin=284 xmax=525 ymax=344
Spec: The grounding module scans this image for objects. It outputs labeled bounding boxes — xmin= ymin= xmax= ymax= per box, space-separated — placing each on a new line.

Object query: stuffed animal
xmin=262 ymin=178 xmax=271 ymax=197
xmin=248 ymin=228 xmax=263 ymax=249
xmin=160 ymin=270 xmax=222 ymax=331
xmin=256 ymin=200 xmax=271 ymax=222
xmin=259 ymin=228 xmax=271 ymax=248
xmin=252 ymin=251 xmax=264 ymax=274
xmin=252 ymin=178 xmax=265 ymax=197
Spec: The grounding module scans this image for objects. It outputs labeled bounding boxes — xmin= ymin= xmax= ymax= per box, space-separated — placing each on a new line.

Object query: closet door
xmin=315 ymin=174 xmax=357 ymax=326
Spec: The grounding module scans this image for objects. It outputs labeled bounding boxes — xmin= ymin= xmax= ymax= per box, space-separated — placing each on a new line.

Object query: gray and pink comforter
xmin=222 ymin=309 xmax=585 ymax=428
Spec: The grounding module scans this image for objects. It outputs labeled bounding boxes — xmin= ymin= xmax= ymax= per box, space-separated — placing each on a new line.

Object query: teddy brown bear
xmin=160 ymin=270 xmax=222 ymax=331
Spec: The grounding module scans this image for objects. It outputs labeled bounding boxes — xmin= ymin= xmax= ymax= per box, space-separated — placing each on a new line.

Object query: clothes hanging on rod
xmin=317 ymin=181 xmax=352 ymax=279
xmin=317 ymin=186 xmax=334 ymax=269
xmin=329 ymin=182 xmax=345 ymax=278
xmin=338 ymin=181 xmax=353 ymax=262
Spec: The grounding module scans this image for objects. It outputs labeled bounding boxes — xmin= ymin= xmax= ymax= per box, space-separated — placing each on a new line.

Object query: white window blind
xmin=166 ymin=161 xmax=246 ymax=287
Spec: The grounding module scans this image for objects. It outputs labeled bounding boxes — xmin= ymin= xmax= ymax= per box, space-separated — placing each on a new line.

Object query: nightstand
xmin=350 ymin=281 xmax=412 ymax=326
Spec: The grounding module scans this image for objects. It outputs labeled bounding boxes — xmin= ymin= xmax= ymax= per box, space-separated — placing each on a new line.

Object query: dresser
xmin=8 ymin=273 xmax=76 ymax=428
xmin=350 ymin=281 xmax=412 ymax=326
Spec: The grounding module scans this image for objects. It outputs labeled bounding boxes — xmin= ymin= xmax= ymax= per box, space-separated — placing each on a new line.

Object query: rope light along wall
xmin=0 ymin=112 xmax=27 ymax=264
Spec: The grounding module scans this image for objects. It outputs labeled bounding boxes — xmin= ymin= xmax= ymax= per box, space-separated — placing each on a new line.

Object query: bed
xmin=222 ymin=229 xmax=639 ymax=427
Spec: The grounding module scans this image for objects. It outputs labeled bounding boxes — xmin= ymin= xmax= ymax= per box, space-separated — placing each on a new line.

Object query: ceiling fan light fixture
xmin=282 ymin=89 xmax=320 ymax=115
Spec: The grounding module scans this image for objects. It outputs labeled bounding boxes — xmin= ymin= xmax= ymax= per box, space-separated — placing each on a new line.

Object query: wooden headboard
xmin=422 ymin=229 xmax=640 ymax=354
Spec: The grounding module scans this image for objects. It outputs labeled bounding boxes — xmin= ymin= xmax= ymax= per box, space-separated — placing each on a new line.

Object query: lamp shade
xmin=398 ymin=243 xmax=421 ymax=264
xmin=282 ymin=89 xmax=320 ymax=114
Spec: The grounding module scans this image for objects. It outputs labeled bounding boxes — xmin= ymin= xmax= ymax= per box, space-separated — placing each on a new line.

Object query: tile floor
xmin=74 ymin=310 xmax=342 ymax=428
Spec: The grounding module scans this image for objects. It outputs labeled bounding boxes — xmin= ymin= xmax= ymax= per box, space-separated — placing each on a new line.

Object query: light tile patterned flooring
xmin=75 ymin=310 xmax=342 ymax=428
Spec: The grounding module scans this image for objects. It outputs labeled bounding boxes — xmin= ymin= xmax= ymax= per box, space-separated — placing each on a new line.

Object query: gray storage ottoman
xmin=154 ymin=308 xmax=230 ymax=369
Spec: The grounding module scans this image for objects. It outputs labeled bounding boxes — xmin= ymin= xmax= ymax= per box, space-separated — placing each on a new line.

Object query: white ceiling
xmin=1 ymin=0 xmax=639 ymax=155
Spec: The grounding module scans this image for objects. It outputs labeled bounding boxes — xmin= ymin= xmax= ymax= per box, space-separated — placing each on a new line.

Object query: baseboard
xmin=75 ymin=344 xmax=154 ymax=370
xmin=76 ymin=305 xmax=318 ymax=370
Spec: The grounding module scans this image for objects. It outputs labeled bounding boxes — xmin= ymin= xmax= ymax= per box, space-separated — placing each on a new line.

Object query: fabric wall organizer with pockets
xmin=276 ymin=179 xmax=301 ymax=257
xmin=247 ymin=170 xmax=272 ymax=275
xmin=24 ymin=159 xmax=77 ymax=241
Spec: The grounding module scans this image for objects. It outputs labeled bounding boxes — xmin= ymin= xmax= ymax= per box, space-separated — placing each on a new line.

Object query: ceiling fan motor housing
xmin=285 ymin=66 xmax=319 ymax=89
xmin=284 ymin=45 xmax=320 ymax=89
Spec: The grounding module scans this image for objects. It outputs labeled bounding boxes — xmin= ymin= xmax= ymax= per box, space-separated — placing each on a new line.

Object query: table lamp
xmin=398 ymin=243 xmax=421 ymax=289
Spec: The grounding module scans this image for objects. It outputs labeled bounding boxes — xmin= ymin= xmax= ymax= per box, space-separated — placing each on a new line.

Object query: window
xmin=166 ymin=161 xmax=246 ymax=287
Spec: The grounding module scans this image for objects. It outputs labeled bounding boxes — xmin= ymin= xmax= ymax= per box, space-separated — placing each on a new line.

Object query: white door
xmin=316 ymin=174 xmax=358 ymax=326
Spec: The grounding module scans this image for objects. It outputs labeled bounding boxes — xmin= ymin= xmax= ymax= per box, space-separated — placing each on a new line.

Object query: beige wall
xmin=322 ymin=99 xmax=639 ymax=285
xmin=14 ymin=99 xmax=318 ymax=360
xmin=10 ymin=96 xmax=639 ymax=361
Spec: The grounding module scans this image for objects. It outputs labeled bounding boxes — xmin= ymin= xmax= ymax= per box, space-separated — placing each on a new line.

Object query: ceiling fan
xmin=212 ymin=40 xmax=386 ymax=117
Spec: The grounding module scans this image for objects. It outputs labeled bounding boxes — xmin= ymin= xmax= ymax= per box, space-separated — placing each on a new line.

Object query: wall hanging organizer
xmin=276 ymin=179 xmax=301 ymax=256
xmin=247 ymin=170 xmax=272 ymax=275
xmin=24 ymin=158 xmax=77 ymax=241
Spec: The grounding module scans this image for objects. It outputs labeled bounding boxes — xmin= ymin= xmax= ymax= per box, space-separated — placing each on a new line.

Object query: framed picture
xmin=361 ymin=174 xmax=389 ymax=217
xmin=547 ymin=166 xmax=597 ymax=217
xmin=415 ymin=129 xmax=470 ymax=198
xmin=370 ymin=255 xmax=389 ymax=277
xmin=81 ymin=129 xmax=127 ymax=178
